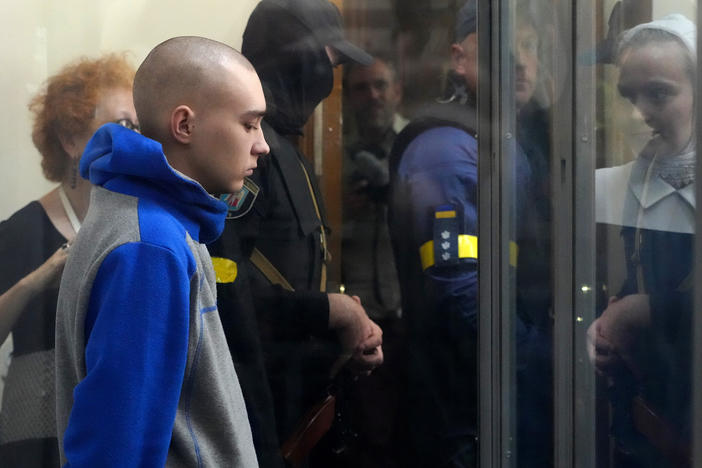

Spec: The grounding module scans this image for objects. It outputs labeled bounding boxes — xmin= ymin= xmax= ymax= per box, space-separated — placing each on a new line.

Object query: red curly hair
xmin=30 ymin=53 xmax=135 ymax=182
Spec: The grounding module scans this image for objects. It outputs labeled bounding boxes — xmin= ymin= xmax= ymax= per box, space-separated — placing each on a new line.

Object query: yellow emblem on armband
xmin=211 ymin=257 xmax=238 ymax=283
xmin=419 ymin=238 xmax=519 ymax=270
xmin=420 ymin=234 xmax=478 ymax=270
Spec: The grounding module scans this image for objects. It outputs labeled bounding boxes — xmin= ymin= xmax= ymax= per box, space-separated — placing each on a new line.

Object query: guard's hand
xmin=588 ymin=294 xmax=650 ymax=379
xmin=349 ymin=296 xmax=384 ymax=375
xmin=328 ymin=293 xmax=384 ymax=376
xmin=587 ymin=317 xmax=622 ymax=376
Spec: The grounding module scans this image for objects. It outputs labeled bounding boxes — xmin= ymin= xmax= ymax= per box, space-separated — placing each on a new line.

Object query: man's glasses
xmin=114 ymin=118 xmax=140 ymax=133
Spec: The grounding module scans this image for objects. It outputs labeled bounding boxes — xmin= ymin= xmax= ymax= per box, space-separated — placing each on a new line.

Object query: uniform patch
xmin=419 ymin=205 xmax=478 ymax=270
xmin=433 ymin=204 xmax=460 ymax=266
xmin=211 ymin=257 xmax=238 ymax=283
xmin=220 ymin=177 xmax=260 ymax=219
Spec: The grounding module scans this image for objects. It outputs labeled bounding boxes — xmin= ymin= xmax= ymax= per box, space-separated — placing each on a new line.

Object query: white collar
xmin=629 ymin=156 xmax=696 ymax=210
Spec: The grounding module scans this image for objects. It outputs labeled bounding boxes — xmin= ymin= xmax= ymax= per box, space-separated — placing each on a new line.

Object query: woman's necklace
xmin=58 ymin=185 xmax=81 ymax=233
xmin=645 ymin=136 xmax=696 ymax=189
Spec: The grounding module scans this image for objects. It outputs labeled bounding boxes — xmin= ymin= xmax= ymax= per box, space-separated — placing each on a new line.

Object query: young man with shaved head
xmin=54 ymin=36 xmax=268 ymax=467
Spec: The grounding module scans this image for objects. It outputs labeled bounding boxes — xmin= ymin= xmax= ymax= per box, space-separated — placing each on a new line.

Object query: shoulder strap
xmin=264 ymin=122 xmax=329 ymax=235
xmin=261 ymin=122 xmax=329 ymax=292
xmin=250 ymin=247 xmax=295 ymax=292
xmin=389 ymin=101 xmax=477 ymax=179
xmin=295 ymin=157 xmax=329 ymax=292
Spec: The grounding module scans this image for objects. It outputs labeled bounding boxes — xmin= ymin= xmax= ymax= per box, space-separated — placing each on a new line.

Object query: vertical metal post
xmin=693 ymin=6 xmax=702 ymax=468
xmin=551 ymin=0 xmax=575 ymax=466
xmin=498 ymin=2 xmax=517 ymax=466
xmin=573 ymin=0 xmax=597 ymax=467
xmin=478 ymin=0 xmax=498 ymax=466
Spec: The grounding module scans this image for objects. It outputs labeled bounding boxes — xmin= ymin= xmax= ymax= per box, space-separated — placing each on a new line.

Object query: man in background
xmin=340 ymin=56 xmax=408 ymax=466
xmin=387 ymin=2 xmax=482 ymax=466
xmin=342 ymin=56 xmax=406 ymax=322
xmin=388 ymin=1 xmax=534 ymax=466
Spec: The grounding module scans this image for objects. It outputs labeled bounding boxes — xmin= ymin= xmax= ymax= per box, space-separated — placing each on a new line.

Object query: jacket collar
xmin=81 ymin=123 xmax=227 ymax=243
xmin=629 ymin=156 xmax=695 ymax=210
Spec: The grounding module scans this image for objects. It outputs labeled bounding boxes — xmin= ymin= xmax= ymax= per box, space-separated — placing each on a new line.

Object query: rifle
xmin=631 ymin=395 xmax=690 ymax=467
xmin=280 ymin=355 xmax=352 ymax=467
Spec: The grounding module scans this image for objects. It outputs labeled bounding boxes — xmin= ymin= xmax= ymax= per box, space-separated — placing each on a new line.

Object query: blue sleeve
xmin=62 ymin=243 xmax=191 ymax=468
xmin=400 ymin=127 xmax=478 ymax=334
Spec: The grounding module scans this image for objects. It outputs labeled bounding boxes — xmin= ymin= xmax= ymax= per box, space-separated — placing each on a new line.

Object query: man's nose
xmin=629 ymin=104 xmax=644 ymax=121
xmin=254 ymin=134 xmax=270 ymax=157
xmin=632 ymin=100 xmax=653 ymax=124
xmin=514 ymin=46 xmax=527 ymax=68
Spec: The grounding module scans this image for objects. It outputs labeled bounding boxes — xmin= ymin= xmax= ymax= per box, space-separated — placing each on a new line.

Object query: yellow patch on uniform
xmin=211 ymin=257 xmax=238 ymax=283
xmin=435 ymin=210 xmax=457 ymax=219
xmin=509 ymin=241 xmax=519 ymax=268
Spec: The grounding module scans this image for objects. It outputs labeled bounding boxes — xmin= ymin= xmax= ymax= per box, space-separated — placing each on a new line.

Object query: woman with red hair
xmin=0 ymin=53 xmax=137 ymax=467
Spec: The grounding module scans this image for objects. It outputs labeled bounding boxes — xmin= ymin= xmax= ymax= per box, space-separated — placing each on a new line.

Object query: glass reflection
xmin=342 ymin=56 xmax=405 ymax=322
xmin=591 ymin=13 xmax=696 ymax=468
xmin=387 ymin=1 xmax=480 ymax=465
xmin=0 ymin=1 xmax=699 ymax=467
xmin=513 ymin=2 xmax=554 ymax=467
xmin=340 ymin=55 xmax=407 ymax=467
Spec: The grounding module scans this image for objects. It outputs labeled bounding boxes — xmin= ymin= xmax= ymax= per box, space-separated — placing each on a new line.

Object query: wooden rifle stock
xmin=280 ymin=393 xmax=336 ymax=467
xmin=631 ymin=395 xmax=690 ymax=467
xmin=280 ymin=355 xmax=350 ymax=466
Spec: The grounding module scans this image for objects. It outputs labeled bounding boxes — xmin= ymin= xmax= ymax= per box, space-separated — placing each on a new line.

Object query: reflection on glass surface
xmin=342 ymin=56 xmax=404 ymax=322
xmin=1 ymin=1 xmax=700 ymax=467
xmin=591 ymin=11 xmax=696 ymax=468
xmin=386 ymin=1 xmax=481 ymax=465
xmin=513 ymin=2 xmax=555 ymax=467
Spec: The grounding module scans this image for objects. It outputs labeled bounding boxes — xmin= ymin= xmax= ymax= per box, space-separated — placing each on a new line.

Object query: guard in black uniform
xmin=209 ymin=1 xmax=383 ymax=466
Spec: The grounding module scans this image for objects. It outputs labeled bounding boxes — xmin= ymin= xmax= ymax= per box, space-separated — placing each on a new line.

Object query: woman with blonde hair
xmin=592 ymin=14 xmax=696 ymax=466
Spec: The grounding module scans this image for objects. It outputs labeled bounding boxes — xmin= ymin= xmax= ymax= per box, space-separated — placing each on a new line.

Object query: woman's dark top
xmin=0 ymin=201 xmax=64 ymax=468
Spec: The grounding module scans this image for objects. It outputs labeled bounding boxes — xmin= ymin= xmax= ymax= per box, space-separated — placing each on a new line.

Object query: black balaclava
xmin=242 ymin=1 xmax=334 ymax=136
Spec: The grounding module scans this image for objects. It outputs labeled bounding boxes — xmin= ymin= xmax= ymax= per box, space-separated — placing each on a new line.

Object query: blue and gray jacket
xmin=55 ymin=124 xmax=258 ymax=468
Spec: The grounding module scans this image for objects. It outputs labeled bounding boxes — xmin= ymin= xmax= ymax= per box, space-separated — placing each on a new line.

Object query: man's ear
xmin=391 ymin=79 xmax=404 ymax=102
xmin=451 ymin=34 xmax=477 ymax=77
xmin=450 ymin=43 xmax=466 ymax=75
xmin=170 ymin=105 xmax=195 ymax=144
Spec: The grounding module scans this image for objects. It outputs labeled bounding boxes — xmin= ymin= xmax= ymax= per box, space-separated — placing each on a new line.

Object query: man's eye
xmin=618 ymin=85 xmax=633 ymax=102
xmin=373 ymin=81 xmax=389 ymax=91
xmin=245 ymin=123 xmax=258 ymax=130
xmin=352 ymin=84 xmax=369 ymax=93
xmin=647 ymin=86 xmax=672 ymax=102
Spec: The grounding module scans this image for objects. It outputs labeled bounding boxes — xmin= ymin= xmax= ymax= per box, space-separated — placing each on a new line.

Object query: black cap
xmin=455 ymin=0 xmax=477 ymax=42
xmin=263 ymin=0 xmax=373 ymax=65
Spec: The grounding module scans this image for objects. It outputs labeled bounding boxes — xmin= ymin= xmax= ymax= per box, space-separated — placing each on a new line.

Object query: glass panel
xmin=578 ymin=1 xmax=697 ymax=467
xmin=502 ymin=1 xmax=558 ymax=466
xmin=0 ymin=1 xmax=489 ymax=468
xmin=8 ymin=1 xmax=699 ymax=467
xmin=343 ymin=1 xmax=482 ymax=466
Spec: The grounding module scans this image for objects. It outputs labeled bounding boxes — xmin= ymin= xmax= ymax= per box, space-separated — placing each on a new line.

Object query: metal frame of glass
xmin=478 ymin=0 xmax=499 ymax=465
xmin=573 ymin=1 xmax=598 ymax=467
xmin=694 ymin=5 xmax=702 ymax=468
xmin=480 ymin=1 xmax=700 ymax=467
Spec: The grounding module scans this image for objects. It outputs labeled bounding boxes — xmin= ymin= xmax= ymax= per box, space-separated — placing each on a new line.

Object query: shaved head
xmin=132 ymin=36 xmax=268 ymax=194
xmin=133 ymin=36 xmax=255 ymax=140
